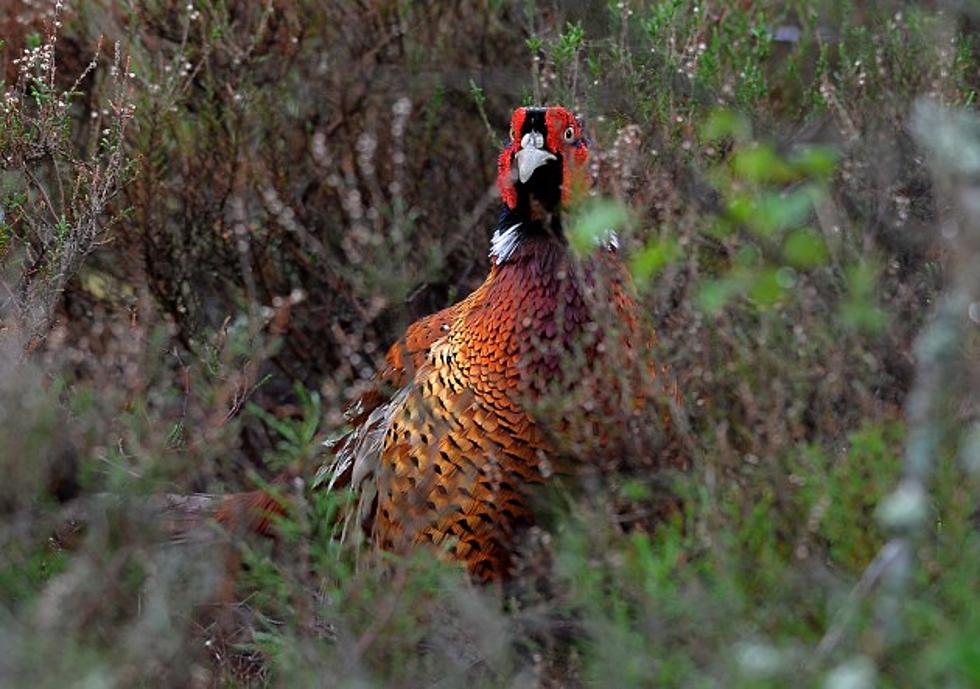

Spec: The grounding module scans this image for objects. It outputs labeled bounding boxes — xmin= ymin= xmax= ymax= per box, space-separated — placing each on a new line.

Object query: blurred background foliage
xmin=0 ymin=0 xmax=978 ymax=687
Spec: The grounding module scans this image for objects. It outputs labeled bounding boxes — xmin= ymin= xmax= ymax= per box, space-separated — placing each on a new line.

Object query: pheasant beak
xmin=515 ymin=130 xmax=556 ymax=184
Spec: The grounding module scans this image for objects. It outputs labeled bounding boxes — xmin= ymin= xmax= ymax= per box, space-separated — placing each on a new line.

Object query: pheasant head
xmin=495 ymin=106 xmax=589 ymax=236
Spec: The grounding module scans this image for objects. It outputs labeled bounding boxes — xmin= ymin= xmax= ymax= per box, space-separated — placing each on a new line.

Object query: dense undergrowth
xmin=1 ymin=1 xmax=979 ymax=687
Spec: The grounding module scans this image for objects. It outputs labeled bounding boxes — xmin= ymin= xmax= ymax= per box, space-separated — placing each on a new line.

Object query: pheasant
xmin=217 ymin=106 xmax=678 ymax=581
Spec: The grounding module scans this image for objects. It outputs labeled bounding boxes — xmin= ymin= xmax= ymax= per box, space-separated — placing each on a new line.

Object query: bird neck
xmin=489 ymin=205 xmax=564 ymax=266
xmin=469 ymin=234 xmax=593 ymax=396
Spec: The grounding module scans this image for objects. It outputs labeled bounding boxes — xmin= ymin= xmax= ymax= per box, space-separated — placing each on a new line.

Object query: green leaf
xmin=698 ymin=277 xmax=743 ymax=314
xmin=629 ymin=237 xmax=680 ymax=282
xmin=782 ymin=227 xmax=829 ymax=268
xmin=747 ymin=188 xmax=814 ymax=236
xmin=733 ymin=244 xmax=762 ymax=267
xmin=701 ymin=109 xmax=751 ymax=143
xmin=789 ymin=146 xmax=838 ymax=178
xmin=732 ymin=144 xmax=796 ymax=184
xmin=748 ymin=269 xmax=785 ymax=305
xmin=568 ymin=200 xmax=628 ymax=256
xmin=726 ymin=192 xmax=757 ymax=226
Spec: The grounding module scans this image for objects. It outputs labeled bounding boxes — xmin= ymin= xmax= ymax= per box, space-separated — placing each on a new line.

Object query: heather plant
xmin=1 ymin=2 xmax=135 ymax=345
xmin=0 ymin=1 xmax=978 ymax=688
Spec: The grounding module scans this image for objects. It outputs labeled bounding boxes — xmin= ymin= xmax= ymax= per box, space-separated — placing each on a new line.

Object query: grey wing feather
xmin=314 ymin=385 xmax=410 ymax=492
xmin=311 ymin=386 xmax=409 ymax=546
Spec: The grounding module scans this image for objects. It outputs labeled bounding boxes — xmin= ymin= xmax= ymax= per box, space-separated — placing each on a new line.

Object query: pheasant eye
xmin=509 ymin=126 xmax=516 ymax=141
xmin=563 ymin=126 xmax=576 ymax=142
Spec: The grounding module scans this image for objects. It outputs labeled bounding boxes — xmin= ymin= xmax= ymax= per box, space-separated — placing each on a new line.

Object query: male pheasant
xmin=217 ymin=106 xmax=677 ymax=581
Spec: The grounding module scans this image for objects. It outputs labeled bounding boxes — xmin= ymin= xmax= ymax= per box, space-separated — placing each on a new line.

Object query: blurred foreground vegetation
xmin=1 ymin=1 xmax=979 ymax=687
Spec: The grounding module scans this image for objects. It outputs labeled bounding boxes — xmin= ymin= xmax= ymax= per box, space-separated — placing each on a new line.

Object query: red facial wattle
xmin=496 ymin=107 xmax=527 ymax=209
xmin=545 ymin=107 xmax=589 ymax=206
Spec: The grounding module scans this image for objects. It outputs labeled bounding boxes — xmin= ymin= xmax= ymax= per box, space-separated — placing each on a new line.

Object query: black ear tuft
xmin=575 ymin=115 xmax=591 ymax=147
